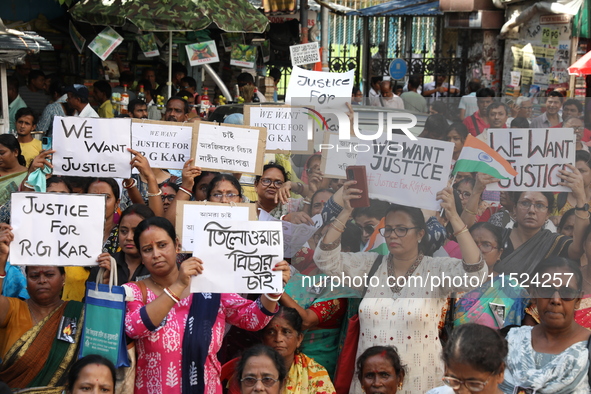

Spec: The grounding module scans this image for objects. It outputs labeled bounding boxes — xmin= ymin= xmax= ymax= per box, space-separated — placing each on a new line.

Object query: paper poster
xmin=69 ymin=21 xmax=86 ymax=54
xmin=320 ymin=132 xmax=359 ymax=179
xmin=542 ymin=27 xmax=551 ymax=44
xmin=510 ymin=71 xmax=521 ymax=87
xmin=131 ymin=119 xmax=194 ymax=170
xmin=253 ymin=39 xmax=271 ymax=63
xmin=488 ymin=128 xmax=575 ymax=191
xmin=192 ymin=121 xmax=266 ymax=174
xmin=355 ymin=137 xmax=454 ymax=211
xmin=221 ymin=33 xmax=244 ymax=52
xmin=186 ymin=41 xmax=220 ymax=66
xmin=88 ymin=26 xmax=123 ymax=61
xmin=176 ymin=201 xmax=255 ymax=253
xmin=290 ymin=42 xmax=320 ymax=66
xmin=230 ymin=44 xmax=257 ymax=69
xmin=136 ymin=33 xmax=159 ymax=57
xmin=10 ymin=193 xmax=105 ymax=266
xmin=52 ymin=116 xmax=132 ymax=178
xmin=190 ymin=220 xmax=283 ymax=294
xmin=286 ymin=66 xmax=355 ymax=111
xmin=244 ymin=105 xmax=313 ymax=153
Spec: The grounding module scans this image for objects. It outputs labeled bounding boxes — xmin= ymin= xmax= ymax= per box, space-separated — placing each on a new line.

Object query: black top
xmin=88 ymin=251 xmax=151 ymax=286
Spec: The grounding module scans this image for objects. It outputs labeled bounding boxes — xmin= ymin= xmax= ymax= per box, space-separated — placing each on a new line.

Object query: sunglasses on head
xmin=535 ymin=286 xmax=580 ymax=301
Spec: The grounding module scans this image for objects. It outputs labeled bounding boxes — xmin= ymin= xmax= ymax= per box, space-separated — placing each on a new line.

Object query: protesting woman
xmin=0 ymin=134 xmax=28 ymax=206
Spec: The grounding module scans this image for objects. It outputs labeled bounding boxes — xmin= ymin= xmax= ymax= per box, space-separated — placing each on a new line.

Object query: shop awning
xmin=347 ymin=0 xmax=442 ymax=17
xmin=0 ymin=19 xmax=54 ymax=65
xmin=568 ymin=50 xmax=591 ymax=76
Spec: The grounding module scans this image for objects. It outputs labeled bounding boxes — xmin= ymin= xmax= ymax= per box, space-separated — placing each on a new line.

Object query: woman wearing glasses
xmin=235 ymin=345 xmax=287 ymax=394
xmin=205 ymin=173 xmax=245 ymax=203
xmin=314 ymin=181 xmax=487 ymax=393
xmin=427 ymin=323 xmax=507 ymax=394
xmin=500 ymin=257 xmax=590 ymax=393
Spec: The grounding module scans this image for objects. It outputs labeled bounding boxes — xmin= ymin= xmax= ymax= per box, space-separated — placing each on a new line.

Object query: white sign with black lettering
xmin=286 ymin=66 xmax=354 ymax=111
xmin=10 ymin=193 xmax=105 ymax=266
xmin=290 ymin=42 xmax=320 ymax=66
xmin=321 ymin=132 xmax=360 ymax=179
xmin=131 ymin=119 xmax=194 ymax=170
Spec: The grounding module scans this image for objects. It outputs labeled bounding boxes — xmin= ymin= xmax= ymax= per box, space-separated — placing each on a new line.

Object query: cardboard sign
xmin=186 ymin=41 xmax=219 ymax=66
xmin=355 ymin=137 xmax=454 ymax=210
xmin=192 ymin=121 xmax=266 ymax=174
xmin=10 ymin=193 xmax=105 ymax=266
xmin=230 ymin=44 xmax=257 ymax=69
xmin=286 ymin=66 xmax=354 ymax=111
xmin=190 ymin=220 xmax=283 ymax=294
xmin=290 ymin=42 xmax=320 ymax=66
xmin=176 ymin=201 xmax=256 ymax=253
xmin=131 ymin=119 xmax=194 ymax=170
xmin=53 ymin=116 xmax=132 ymax=178
xmin=320 ymin=133 xmax=360 ymax=179
xmin=88 ymin=26 xmax=123 ymax=61
xmin=244 ymin=105 xmax=313 ymax=153
xmin=488 ymin=128 xmax=575 ymax=191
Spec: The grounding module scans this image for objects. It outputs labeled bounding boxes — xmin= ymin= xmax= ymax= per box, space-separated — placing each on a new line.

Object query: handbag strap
xmin=95 ymin=256 xmax=119 ymax=292
xmin=137 ymin=280 xmax=148 ymax=304
xmin=587 ymin=335 xmax=591 ymax=384
xmin=362 ymin=255 xmax=385 ymax=297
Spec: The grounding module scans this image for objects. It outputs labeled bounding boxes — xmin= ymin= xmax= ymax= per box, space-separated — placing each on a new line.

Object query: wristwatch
xmin=575 ymin=203 xmax=589 ymax=211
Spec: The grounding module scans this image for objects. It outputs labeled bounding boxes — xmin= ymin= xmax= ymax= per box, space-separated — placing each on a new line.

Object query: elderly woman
xmin=0 ymin=225 xmax=84 ymax=391
xmin=501 ymin=257 xmax=590 ymax=393
xmin=357 ymin=346 xmax=407 ymax=394
xmin=314 ymin=181 xmax=487 ymax=393
xmin=235 ymin=345 xmax=287 ymax=394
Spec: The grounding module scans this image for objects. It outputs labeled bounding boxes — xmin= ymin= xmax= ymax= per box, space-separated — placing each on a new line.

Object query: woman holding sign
xmin=0 ymin=134 xmax=28 ymax=206
xmin=0 ymin=224 xmax=85 ymax=391
xmin=124 ymin=217 xmax=290 ymax=394
xmin=314 ymin=181 xmax=487 ymax=394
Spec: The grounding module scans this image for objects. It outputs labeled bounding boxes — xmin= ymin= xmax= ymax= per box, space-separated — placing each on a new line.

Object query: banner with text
xmin=191 ymin=220 xmax=283 ymax=294
xmin=487 ymin=128 xmax=575 ymax=191
xmin=192 ymin=121 xmax=266 ymax=174
xmin=355 ymin=137 xmax=454 ymax=210
xmin=53 ymin=116 xmax=132 ymax=178
xmin=10 ymin=193 xmax=105 ymax=266
xmin=131 ymin=119 xmax=194 ymax=170
xmin=244 ymin=105 xmax=313 ymax=153
xmin=176 ymin=201 xmax=256 ymax=253
xmin=321 ymin=132 xmax=360 ymax=179
xmin=290 ymin=42 xmax=320 ymax=66
xmin=286 ymin=67 xmax=354 ymax=111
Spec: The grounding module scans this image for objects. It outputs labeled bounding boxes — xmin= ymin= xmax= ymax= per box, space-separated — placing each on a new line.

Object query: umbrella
xmin=568 ymin=50 xmax=591 ymax=76
xmin=70 ymin=0 xmax=270 ymax=97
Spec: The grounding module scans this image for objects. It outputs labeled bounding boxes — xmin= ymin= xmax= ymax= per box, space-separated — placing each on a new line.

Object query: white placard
xmin=186 ymin=41 xmax=220 ymax=66
xmin=290 ymin=42 xmax=320 ymax=66
xmin=192 ymin=122 xmax=266 ymax=174
xmin=286 ymin=66 xmax=355 ymax=111
xmin=131 ymin=120 xmax=193 ymax=170
xmin=244 ymin=105 xmax=312 ymax=153
xmin=52 ymin=116 xmax=132 ymax=178
xmin=355 ymin=137 xmax=454 ymax=210
xmin=176 ymin=201 xmax=254 ymax=253
xmin=488 ymin=128 xmax=575 ymax=191
xmin=510 ymin=71 xmax=521 ymax=87
xmin=321 ymin=133 xmax=360 ymax=179
xmin=10 ymin=193 xmax=105 ymax=266
xmin=191 ymin=220 xmax=283 ymax=294
xmin=259 ymin=210 xmax=318 ymax=258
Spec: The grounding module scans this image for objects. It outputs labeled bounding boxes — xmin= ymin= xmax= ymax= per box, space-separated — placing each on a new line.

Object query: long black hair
xmin=0 ymin=134 xmax=26 ymax=166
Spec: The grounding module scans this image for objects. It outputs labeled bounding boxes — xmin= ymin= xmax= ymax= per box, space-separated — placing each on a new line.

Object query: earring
xmin=398 ymin=383 xmax=403 ymax=390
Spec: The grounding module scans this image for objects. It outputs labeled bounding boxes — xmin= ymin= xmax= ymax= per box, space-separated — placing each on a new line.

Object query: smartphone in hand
xmin=346 ymin=165 xmax=370 ymax=208
xmin=42 ymin=136 xmax=52 ymax=151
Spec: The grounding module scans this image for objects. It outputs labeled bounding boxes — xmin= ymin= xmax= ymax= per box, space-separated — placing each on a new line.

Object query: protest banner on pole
xmin=290 ymin=42 xmax=321 ymax=66
xmin=244 ymin=105 xmax=313 ymax=153
xmin=285 ymin=67 xmax=354 ymax=111
xmin=355 ymin=136 xmax=454 ymax=210
xmin=131 ymin=119 xmax=195 ymax=170
xmin=52 ymin=116 xmax=132 ymax=178
xmin=10 ymin=193 xmax=105 ymax=266
xmin=487 ymin=128 xmax=575 ymax=191
xmin=190 ymin=220 xmax=283 ymax=294
xmin=320 ymin=132 xmax=360 ymax=179
xmin=176 ymin=201 xmax=256 ymax=253
xmin=192 ymin=121 xmax=266 ymax=174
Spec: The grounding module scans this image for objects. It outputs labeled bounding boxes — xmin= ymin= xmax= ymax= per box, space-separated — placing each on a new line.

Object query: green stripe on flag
xmin=369 ymin=242 xmax=390 ymax=256
xmin=453 ymin=159 xmax=509 ymax=179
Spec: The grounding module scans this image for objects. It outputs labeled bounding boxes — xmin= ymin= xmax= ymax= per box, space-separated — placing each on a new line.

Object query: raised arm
xmin=128 ymin=149 xmax=164 ymax=217
xmin=0 ymin=224 xmax=15 ymax=325
xmin=460 ymin=173 xmax=499 ymax=228
xmin=559 ymin=164 xmax=588 ymax=260
xmin=163 ymin=159 xmax=201 ymax=225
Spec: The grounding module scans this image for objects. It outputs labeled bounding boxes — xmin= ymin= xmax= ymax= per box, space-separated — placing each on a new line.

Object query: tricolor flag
xmin=453 ymin=134 xmax=518 ymax=179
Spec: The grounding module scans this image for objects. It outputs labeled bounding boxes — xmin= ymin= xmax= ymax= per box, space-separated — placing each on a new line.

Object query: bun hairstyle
xmin=0 ymin=134 xmax=26 ymax=166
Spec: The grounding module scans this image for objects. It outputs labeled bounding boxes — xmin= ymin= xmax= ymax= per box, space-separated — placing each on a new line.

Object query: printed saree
xmin=0 ymin=170 xmax=27 ymax=207
xmin=283 ymin=353 xmax=336 ymax=394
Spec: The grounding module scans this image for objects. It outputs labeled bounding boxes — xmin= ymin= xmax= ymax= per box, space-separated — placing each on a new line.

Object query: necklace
xmin=387 ymin=253 xmax=424 ymax=294
xmin=27 ymin=299 xmax=63 ymax=325
xmin=149 ymin=276 xmax=165 ymax=290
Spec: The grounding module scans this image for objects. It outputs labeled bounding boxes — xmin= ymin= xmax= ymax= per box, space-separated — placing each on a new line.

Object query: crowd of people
xmin=2 ymin=60 xmax=591 ymax=394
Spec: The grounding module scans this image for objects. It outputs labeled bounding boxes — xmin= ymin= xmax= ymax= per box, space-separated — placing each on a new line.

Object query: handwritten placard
xmin=290 ymin=42 xmax=320 ymax=66
xmin=192 ymin=121 xmax=266 ymax=174
xmin=10 ymin=193 xmax=105 ymax=266
xmin=52 ymin=116 xmax=132 ymax=178
xmin=190 ymin=220 xmax=283 ymax=294
xmin=488 ymin=128 xmax=575 ymax=191
xmin=176 ymin=201 xmax=256 ymax=253
xmin=244 ymin=105 xmax=313 ymax=153
xmin=286 ymin=66 xmax=355 ymax=111
xmin=355 ymin=137 xmax=454 ymax=210
xmin=131 ymin=119 xmax=194 ymax=170
xmin=321 ymin=132 xmax=360 ymax=179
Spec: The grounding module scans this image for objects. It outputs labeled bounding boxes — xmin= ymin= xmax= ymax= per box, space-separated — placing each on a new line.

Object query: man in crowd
xmin=237 ymin=73 xmax=266 ymax=102
xmin=180 ymin=76 xmax=197 ymax=98
xmin=514 ymin=96 xmax=534 ymax=124
xmin=93 ymin=80 xmax=114 ymax=118
xmin=378 ymin=80 xmax=404 ymax=109
xmin=38 ymin=82 xmax=68 ymax=135
xmin=422 ymin=73 xmax=459 ymax=98
xmin=464 ymin=88 xmax=495 ymax=136
xmin=269 ymin=67 xmax=281 ymax=102
xmin=486 ymin=102 xmax=509 ymax=129
xmin=7 ymin=77 xmax=26 ymax=133
xmin=128 ymin=99 xmax=148 ymax=119
xmin=14 ymin=107 xmax=42 ymax=166
xmin=530 ymin=90 xmax=563 ymax=128
xmin=141 ymin=67 xmax=158 ymax=91
xmin=458 ymin=78 xmax=482 ymax=120
xmin=18 ymin=70 xmax=50 ymax=118
xmin=164 ymin=97 xmax=189 ymax=122
xmin=551 ymin=98 xmax=591 ymax=141
xmin=65 ymin=84 xmax=99 ymax=118
xmin=400 ymin=75 xmax=427 ymax=113
xmin=369 ymin=76 xmax=382 ymax=106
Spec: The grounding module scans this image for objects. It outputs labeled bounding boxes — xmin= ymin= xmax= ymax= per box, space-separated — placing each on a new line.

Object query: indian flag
xmin=453 ymin=134 xmax=518 ymax=179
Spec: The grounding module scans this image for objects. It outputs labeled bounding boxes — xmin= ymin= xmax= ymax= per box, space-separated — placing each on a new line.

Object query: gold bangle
xmin=463 ymin=207 xmax=477 ymax=215
xmin=453 ymin=224 xmax=468 ymax=237
xmin=575 ymin=210 xmax=591 ymax=220
xmin=330 ymin=222 xmax=345 ymax=233
xmin=455 ymin=228 xmax=469 ymax=237
xmin=334 ymin=218 xmax=347 ymax=228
